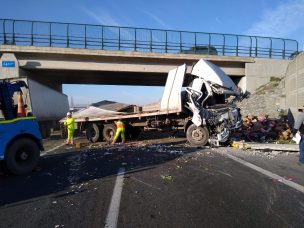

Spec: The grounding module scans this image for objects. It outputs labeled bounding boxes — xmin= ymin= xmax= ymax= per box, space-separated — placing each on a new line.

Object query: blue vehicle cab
xmin=0 ymin=80 xmax=43 ymax=175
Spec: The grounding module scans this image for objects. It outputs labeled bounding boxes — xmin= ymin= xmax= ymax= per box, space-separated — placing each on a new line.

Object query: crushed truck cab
xmin=184 ymin=59 xmax=242 ymax=146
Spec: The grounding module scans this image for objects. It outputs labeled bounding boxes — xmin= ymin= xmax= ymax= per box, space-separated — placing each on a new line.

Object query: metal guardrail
xmin=0 ymin=19 xmax=299 ymax=59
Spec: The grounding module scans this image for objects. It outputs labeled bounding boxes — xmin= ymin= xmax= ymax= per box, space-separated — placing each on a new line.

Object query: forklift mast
xmin=0 ymin=80 xmax=28 ymax=120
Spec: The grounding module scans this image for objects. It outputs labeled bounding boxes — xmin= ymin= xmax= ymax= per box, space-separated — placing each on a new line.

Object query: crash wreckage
xmin=62 ymin=59 xmax=242 ymax=147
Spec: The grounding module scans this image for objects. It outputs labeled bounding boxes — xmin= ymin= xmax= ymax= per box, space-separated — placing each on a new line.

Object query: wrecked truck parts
xmin=62 ymin=59 xmax=241 ymax=147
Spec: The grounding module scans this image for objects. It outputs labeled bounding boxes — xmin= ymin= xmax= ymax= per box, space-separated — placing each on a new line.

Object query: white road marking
xmin=41 ymin=137 xmax=81 ymax=156
xmin=105 ymin=167 xmax=125 ymax=228
xmin=40 ymin=143 xmax=65 ymax=156
xmin=216 ymin=151 xmax=304 ymax=194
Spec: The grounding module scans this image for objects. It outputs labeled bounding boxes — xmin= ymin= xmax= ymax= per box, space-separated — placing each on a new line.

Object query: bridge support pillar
xmin=0 ymin=53 xmax=20 ymax=79
xmin=245 ymin=58 xmax=290 ymax=93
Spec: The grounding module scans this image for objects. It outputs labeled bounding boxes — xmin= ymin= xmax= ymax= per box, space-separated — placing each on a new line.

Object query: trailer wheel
xmin=5 ymin=138 xmax=40 ymax=175
xmin=186 ymin=124 xmax=209 ymax=146
xmin=86 ymin=123 xmax=100 ymax=143
xmin=103 ymin=124 xmax=116 ymax=142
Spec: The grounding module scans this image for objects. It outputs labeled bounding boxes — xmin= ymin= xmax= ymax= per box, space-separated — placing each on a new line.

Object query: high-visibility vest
xmin=116 ymin=120 xmax=125 ymax=129
xmin=64 ymin=117 xmax=75 ymax=131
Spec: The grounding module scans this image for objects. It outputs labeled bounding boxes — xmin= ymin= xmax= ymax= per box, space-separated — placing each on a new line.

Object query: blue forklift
xmin=0 ymin=79 xmax=43 ymax=175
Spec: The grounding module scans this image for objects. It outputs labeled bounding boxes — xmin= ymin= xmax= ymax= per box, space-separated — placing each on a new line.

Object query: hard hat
xmin=67 ymin=112 xmax=71 ymax=116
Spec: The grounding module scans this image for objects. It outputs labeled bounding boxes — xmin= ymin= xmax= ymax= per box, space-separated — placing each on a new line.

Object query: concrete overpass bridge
xmin=0 ymin=19 xmax=299 ymax=93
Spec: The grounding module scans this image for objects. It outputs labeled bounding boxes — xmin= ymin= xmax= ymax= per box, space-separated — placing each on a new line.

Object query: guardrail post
xmin=296 ymin=41 xmax=299 ymax=53
xmin=255 ymin=37 xmax=258 ymax=57
xmin=249 ymin=36 xmax=252 ymax=57
xmin=49 ymin=23 xmax=52 ymax=47
xmin=85 ymin=25 xmax=87 ymax=49
xmin=3 ymin=19 xmax=7 ymax=44
xmin=283 ymin=40 xmax=285 ymax=59
xmin=67 ymin=24 xmax=70 ymax=48
xmin=165 ymin=31 xmax=168 ymax=53
xmin=222 ymin=34 xmax=225 ymax=56
xmin=12 ymin=20 xmax=15 ymax=45
xmin=118 ymin=27 xmax=121 ymax=50
xmin=101 ymin=26 xmax=104 ymax=49
xmin=150 ymin=30 xmax=153 ymax=52
xmin=269 ymin=38 xmax=272 ymax=58
xmin=236 ymin=35 xmax=239 ymax=56
xmin=134 ymin=28 xmax=137 ymax=51
xmin=180 ymin=32 xmax=182 ymax=53
xmin=195 ymin=33 xmax=197 ymax=54
xmin=208 ymin=34 xmax=211 ymax=54
xmin=31 ymin=22 xmax=34 ymax=46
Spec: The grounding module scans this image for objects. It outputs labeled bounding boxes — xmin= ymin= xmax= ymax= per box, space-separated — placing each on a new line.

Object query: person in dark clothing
xmin=293 ymin=106 xmax=304 ymax=165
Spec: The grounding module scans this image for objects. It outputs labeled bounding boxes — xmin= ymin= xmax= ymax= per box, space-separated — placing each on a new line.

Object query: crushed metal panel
xmin=160 ymin=64 xmax=186 ymax=112
xmin=191 ymin=59 xmax=237 ymax=91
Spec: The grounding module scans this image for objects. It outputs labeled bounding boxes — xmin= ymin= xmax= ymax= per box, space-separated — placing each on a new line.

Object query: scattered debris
xmin=161 ymin=174 xmax=173 ymax=181
xmin=232 ymin=114 xmax=294 ymax=144
xmin=75 ymin=141 xmax=90 ymax=149
xmin=54 ymin=225 xmax=64 ymax=228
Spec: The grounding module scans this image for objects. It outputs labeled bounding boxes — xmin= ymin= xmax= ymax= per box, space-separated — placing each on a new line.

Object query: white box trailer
xmin=12 ymin=77 xmax=69 ymax=138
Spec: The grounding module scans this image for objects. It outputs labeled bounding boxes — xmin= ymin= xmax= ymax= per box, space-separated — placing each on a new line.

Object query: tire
xmin=60 ymin=124 xmax=67 ymax=138
xmin=102 ymin=124 xmax=116 ymax=142
xmin=5 ymin=138 xmax=40 ymax=175
xmin=186 ymin=124 xmax=209 ymax=146
xmin=86 ymin=123 xmax=101 ymax=143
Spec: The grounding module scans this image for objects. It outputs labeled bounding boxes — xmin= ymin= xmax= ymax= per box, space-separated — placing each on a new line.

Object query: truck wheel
xmin=86 ymin=123 xmax=101 ymax=143
xmin=186 ymin=124 xmax=209 ymax=146
xmin=103 ymin=124 xmax=116 ymax=142
xmin=5 ymin=138 xmax=40 ymax=175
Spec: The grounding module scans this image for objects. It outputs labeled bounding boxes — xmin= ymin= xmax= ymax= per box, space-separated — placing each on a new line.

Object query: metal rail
xmin=0 ymin=19 xmax=299 ymax=59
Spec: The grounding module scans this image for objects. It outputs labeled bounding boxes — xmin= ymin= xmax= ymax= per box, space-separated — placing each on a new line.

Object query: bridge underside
xmin=1 ymin=45 xmax=291 ymax=94
xmin=27 ymin=69 xmax=168 ymax=86
xmin=1 ymin=45 xmax=258 ymax=91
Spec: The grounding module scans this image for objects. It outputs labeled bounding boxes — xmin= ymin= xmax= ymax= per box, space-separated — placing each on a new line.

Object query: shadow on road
xmin=0 ymin=142 xmax=196 ymax=206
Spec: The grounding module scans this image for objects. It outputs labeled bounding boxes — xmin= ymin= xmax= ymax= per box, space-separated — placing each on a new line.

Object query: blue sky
xmin=1 ymin=0 xmax=304 ymax=106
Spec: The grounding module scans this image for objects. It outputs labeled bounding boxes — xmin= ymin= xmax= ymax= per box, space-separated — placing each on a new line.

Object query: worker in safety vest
xmin=112 ymin=119 xmax=125 ymax=144
xmin=64 ymin=112 xmax=75 ymax=145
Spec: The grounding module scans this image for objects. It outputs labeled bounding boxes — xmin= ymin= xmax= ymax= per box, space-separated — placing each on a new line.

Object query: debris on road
xmin=232 ymin=114 xmax=294 ymax=144
xmin=161 ymin=174 xmax=173 ymax=181
xmin=75 ymin=141 xmax=90 ymax=149
xmin=231 ymin=141 xmax=251 ymax=150
xmin=54 ymin=225 xmax=64 ymax=228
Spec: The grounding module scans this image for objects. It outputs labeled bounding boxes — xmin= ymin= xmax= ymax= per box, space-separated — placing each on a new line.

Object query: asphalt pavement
xmin=0 ymin=136 xmax=304 ymax=228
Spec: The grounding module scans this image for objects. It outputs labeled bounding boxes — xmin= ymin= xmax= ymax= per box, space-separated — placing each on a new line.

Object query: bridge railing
xmin=0 ymin=19 xmax=299 ymax=59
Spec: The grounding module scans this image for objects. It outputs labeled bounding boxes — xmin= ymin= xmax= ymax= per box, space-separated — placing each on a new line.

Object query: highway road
xmin=0 ymin=137 xmax=303 ymax=228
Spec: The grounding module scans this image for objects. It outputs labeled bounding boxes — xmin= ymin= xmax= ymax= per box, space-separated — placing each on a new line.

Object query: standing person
xmin=112 ymin=119 xmax=125 ymax=144
xmin=64 ymin=112 xmax=75 ymax=145
xmin=293 ymin=107 xmax=304 ymax=165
